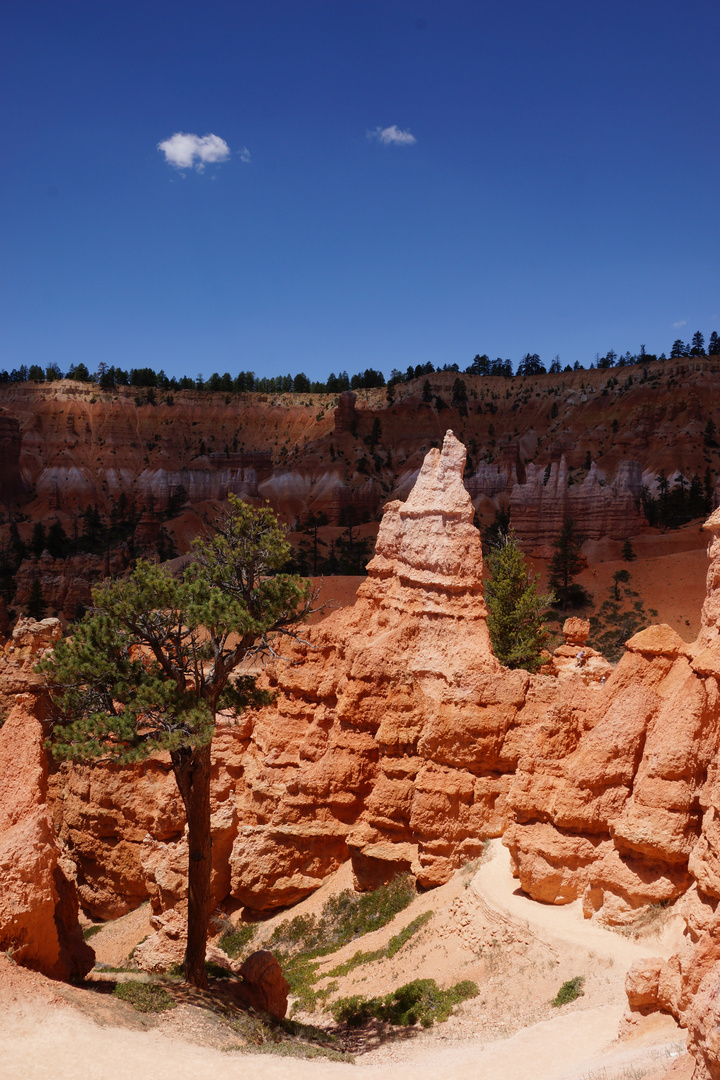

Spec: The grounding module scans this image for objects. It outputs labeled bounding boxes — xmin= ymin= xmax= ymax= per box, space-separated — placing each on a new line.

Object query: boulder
xmin=231 ymin=950 xmax=289 ymax=1019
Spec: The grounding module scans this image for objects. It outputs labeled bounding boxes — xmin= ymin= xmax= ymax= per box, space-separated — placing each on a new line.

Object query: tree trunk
xmin=171 ymin=742 xmax=212 ymax=989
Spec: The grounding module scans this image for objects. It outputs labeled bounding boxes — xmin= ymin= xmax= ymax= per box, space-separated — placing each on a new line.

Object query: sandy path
xmin=1 ymin=1000 xmax=683 ymax=1080
xmin=473 ymin=840 xmax=686 ymax=964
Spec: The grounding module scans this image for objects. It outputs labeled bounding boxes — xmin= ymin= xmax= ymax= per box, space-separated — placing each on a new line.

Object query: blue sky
xmin=2 ymin=1 xmax=720 ymax=381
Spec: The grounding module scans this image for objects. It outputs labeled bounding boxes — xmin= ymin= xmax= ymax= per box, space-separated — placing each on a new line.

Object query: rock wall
xmin=0 ymin=689 xmax=93 ymax=980
xmin=13 ymin=549 xmax=132 ymax=619
xmin=3 ymin=360 xmax=715 ymax=564
xmin=0 ymin=412 xmax=24 ymax=504
xmin=508 ymin=455 xmax=646 ymax=556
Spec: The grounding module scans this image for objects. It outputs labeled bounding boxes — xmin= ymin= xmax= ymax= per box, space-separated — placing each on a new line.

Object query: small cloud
xmin=673 ymin=319 xmax=687 ymax=328
xmin=368 ymin=124 xmax=417 ymax=146
xmin=238 ymin=146 xmax=251 ymax=164
xmin=158 ymin=132 xmax=231 ymax=172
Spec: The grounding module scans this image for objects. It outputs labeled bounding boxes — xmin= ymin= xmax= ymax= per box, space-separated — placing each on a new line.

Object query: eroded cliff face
xmin=508 ymin=456 xmax=646 ymax=557
xmin=48 ymin=427 xmax=711 ymax=928
xmin=502 ymin=509 xmax=720 ymax=929
xmin=2 ymin=357 xmax=717 ymax=573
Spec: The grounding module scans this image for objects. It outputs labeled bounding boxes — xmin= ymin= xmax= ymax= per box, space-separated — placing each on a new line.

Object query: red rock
xmin=0 ymin=694 xmax=93 ymax=980
xmin=233 ymin=950 xmax=289 ymax=1019
xmin=562 ymin=618 xmax=591 ymax=646
xmin=625 ymin=624 xmax=689 ymax=656
xmin=626 ymin=957 xmax=664 ymax=1011
xmin=133 ymin=908 xmax=234 ymax=974
xmin=14 ymin=551 xmax=132 ymax=619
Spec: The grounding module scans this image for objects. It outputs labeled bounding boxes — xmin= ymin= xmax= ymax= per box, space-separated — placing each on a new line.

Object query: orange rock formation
xmin=0 ymin=691 xmax=93 ymax=979
xmin=52 ymin=431 xmax=551 ymax=917
xmin=6 ymin=421 xmax=720 ymax=1080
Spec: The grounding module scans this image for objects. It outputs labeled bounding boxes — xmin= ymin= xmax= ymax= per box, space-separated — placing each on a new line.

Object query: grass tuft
xmin=551 ymin=976 xmax=585 ymax=1007
xmin=326 ymin=910 xmax=434 ymax=978
xmin=268 ymin=873 xmax=417 ymax=1012
xmin=218 ymin=921 xmax=257 ymax=960
xmin=112 ymin=981 xmax=177 ymax=1013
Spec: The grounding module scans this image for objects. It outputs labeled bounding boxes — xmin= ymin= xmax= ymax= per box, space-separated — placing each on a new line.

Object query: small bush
xmin=270 ymin=874 xmax=416 ymax=961
xmin=112 ymin=981 xmax=177 ymax=1013
xmin=218 ymin=921 xmax=257 ymax=959
xmin=552 ymin=976 xmax=585 ymax=1007
xmin=82 ymin=924 xmax=103 ymax=941
xmin=332 ymin=978 xmax=479 ymax=1029
xmin=326 ymin=911 xmax=433 ymax=978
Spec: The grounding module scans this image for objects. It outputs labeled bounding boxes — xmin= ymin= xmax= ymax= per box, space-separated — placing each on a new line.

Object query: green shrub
xmin=270 ymin=874 xmax=416 ymax=961
xmin=332 ymin=978 xmax=479 ymax=1028
xmin=264 ymin=875 xmax=418 ymax=1013
xmin=218 ymin=921 xmax=257 ymax=959
xmin=326 ymin=910 xmax=433 ymax=978
xmin=386 ymin=910 xmax=433 ymax=958
xmin=82 ymin=924 xmax=103 ymax=941
xmin=552 ymin=976 xmax=585 ymax=1007
xmin=112 ymin=981 xmax=177 ymax=1013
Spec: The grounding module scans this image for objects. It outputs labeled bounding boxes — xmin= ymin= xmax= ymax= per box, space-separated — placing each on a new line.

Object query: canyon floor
xmin=0 ymin=842 xmax=693 ymax=1080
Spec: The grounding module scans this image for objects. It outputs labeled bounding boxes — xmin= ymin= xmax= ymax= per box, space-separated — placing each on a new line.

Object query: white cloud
xmin=368 ymin=124 xmax=417 ymax=146
xmin=673 ymin=319 xmax=687 ymax=328
xmin=158 ymin=132 xmax=231 ymax=172
xmin=238 ymin=146 xmax=251 ymax=164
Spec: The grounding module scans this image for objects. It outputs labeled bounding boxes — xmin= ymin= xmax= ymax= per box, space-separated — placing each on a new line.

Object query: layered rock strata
xmin=13 ymin=549 xmax=132 ymax=620
xmin=0 ymin=412 xmax=24 ymax=504
xmin=508 ymin=456 xmax=646 ymax=556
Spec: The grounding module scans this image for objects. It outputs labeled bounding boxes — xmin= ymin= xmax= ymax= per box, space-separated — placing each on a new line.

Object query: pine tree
xmin=690 ymin=331 xmax=705 ymax=357
xmin=46 ymin=521 xmax=68 ymax=559
xmin=621 ymin=538 xmax=637 ymax=562
xmin=485 ymin=535 xmax=552 ymax=672
xmin=27 ymin=577 xmax=46 ymax=620
xmin=548 ymin=518 xmax=588 ymax=607
xmin=40 ymin=496 xmax=316 ymax=990
xmin=31 ymin=522 xmax=46 ymax=557
xmin=709 ymin=331 xmax=720 ymax=356
xmin=451 ymin=378 xmax=468 ymax=416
